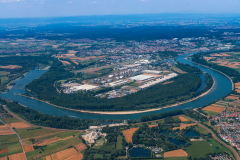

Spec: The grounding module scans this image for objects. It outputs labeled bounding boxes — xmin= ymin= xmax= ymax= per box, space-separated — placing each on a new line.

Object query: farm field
xmin=0 ymin=134 xmax=23 ymax=158
xmin=178 ymin=116 xmax=189 ymax=122
xmin=164 ymin=157 xmax=188 ymax=160
xmin=202 ymin=105 xmax=225 ymax=113
xmin=2 ymin=117 xmax=20 ymax=123
xmin=122 ymin=128 xmax=139 ymax=143
xmin=148 ymin=124 xmax=158 ymax=128
xmin=17 ymin=128 xmax=62 ymax=140
xmin=0 ymin=71 xmax=10 ymax=76
xmin=209 ymin=138 xmax=234 ymax=158
xmin=26 ymin=136 xmax=82 ymax=160
xmin=194 ymin=126 xmax=209 ymax=134
xmin=172 ymin=123 xmax=196 ymax=130
xmin=22 ymin=144 xmax=34 ymax=152
xmin=202 ymin=110 xmax=220 ymax=116
xmin=164 ymin=149 xmax=188 ymax=158
xmin=8 ymin=152 xmax=25 ymax=160
xmin=45 ymin=148 xmax=77 ymax=160
xmin=116 ymin=135 xmax=123 ymax=149
xmin=7 ymin=122 xmax=31 ymax=129
xmin=186 ymin=141 xmax=213 ymax=159
xmin=74 ymin=142 xmax=87 ymax=152
xmin=8 ymin=153 xmax=26 ymax=160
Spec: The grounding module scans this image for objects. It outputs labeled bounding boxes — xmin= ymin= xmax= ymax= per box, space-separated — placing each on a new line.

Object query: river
xmin=0 ymin=52 xmax=232 ymax=120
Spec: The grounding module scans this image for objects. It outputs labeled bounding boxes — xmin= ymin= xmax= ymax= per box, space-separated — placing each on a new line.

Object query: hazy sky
xmin=1 ymin=0 xmax=240 ymax=18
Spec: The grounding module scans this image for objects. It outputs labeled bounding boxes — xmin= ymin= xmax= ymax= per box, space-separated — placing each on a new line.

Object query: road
xmin=182 ymin=115 xmax=240 ymax=160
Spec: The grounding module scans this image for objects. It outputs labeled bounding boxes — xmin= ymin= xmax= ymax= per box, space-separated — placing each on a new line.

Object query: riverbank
xmin=189 ymin=58 xmax=234 ymax=91
xmin=17 ymin=78 xmax=215 ymax=115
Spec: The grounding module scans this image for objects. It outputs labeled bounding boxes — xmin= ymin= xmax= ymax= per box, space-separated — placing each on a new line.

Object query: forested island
xmin=24 ymin=60 xmax=213 ymax=112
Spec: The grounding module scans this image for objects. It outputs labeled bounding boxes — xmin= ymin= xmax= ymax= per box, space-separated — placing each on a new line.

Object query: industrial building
xmin=138 ymin=73 xmax=178 ymax=89
xmin=128 ymin=75 xmax=154 ymax=82
xmin=70 ymin=84 xmax=99 ymax=92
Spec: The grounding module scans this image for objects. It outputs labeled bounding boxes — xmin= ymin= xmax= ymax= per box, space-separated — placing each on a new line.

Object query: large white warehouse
xmin=128 ymin=75 xmax=154 ymax=82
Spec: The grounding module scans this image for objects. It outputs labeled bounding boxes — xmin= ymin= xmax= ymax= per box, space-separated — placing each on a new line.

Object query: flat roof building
xmin=129 ymin=75 xmax=154 ymax=82
xmin=71 ymin=84 xmax=99 ymax=91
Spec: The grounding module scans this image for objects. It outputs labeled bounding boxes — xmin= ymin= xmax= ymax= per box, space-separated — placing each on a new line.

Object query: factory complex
xmin=62 ymin=82 xmax=99 ymax=93
xmin=139 ymin=73 xmax=178 ymax=89
xmin=128 ymin=74 xmax=154 ymax=82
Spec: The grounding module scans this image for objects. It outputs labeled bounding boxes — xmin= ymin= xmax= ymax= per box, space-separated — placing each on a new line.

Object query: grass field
xmin=173 ymin=117 xmax=180 ymax=121
xmin=194 ymin=126 xmax=209 ymax=134
xmin=17 ymin=128 xmax=62 ymax=140
xmin=0 ymin=134 xmax=23 ymax=157
xmin=202 ymin=110 xmax=220 ymax=116
xmin=209 ymin=138 xmax=234 ymax=158
xmin=186 ymin=141 xmax=213 ymax=159
xmin=2 ymin=117 xmax=20 ymax=123
xmin=128 ymin=82 xmax=139 ymax=87
xmin=26 ymin=136 xmax=82 ymax=160
xmin=0 ymin=76 xmax=8 ymax=84
xmin=116 ymin=135 xmax=123 ymax=149
xmin=0 ymin=71 xmax=10 ymax=76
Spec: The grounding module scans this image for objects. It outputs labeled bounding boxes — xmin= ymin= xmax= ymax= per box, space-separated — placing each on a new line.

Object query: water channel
xmin=0 ymin=52 xmax=233 ymax=120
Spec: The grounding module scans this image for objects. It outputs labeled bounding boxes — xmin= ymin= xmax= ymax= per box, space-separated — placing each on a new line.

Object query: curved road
xmin=183 ymin=115 xmax=240 ymax=160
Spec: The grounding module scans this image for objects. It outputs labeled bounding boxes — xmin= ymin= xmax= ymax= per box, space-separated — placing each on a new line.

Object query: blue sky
xmin=1 ymin=0 xmax=240 ymax=18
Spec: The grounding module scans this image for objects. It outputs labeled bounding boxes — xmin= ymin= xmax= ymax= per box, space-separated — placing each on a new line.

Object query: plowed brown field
xmin=36 ymin=136 xmax=72 ymax=146
xmin=173 ymin=123 xmax=196 ymax=130
xmin=202 ymin=106 xmax=225 ymax=113
xmin=164 ymin=149 xmax=188 ymax=158
xmin=36 ymin=137 xmax=59 ymax=146
xmin=65 ymin=153 xmax=83 ymax=160
xmin=45 ymin=155 xmax=52 ymax=160
xmin=8 ymin=152 xmax=26 ymax=160
xmin=48 ymin=148 xmax=77 ymax=160
xmin=0 ymin=125 xmax=9 ymax=130
xmin=0 ymin=157 xmax=7 ymax=160
xmin=148 ymin=125 xmax=158 ymax=128
xmin=178 ymin=116 xmax=189 ymax=122
xmin=0 ymin=65 xmax=22 ymax=69
xmin=22 ymin=144 xmax=34 ymax=152
xmin=226 ymin=95 xmax=239 ymax=100
xmin=75 ymin=143 xmax=87 ymax=152
xmin=0 ymin=149 xmax=8 ymax=154
xmin=0 ymin=129 xmax=15 ymax=135
xmin=8 ymin=122 xmax=31 ymax=129
xmin=122 ymin=128 xmax=139 ymax=143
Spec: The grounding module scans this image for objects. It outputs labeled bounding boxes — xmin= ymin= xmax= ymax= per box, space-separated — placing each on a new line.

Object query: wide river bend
xmin=0 ymin=52 xmax=233 ymax=120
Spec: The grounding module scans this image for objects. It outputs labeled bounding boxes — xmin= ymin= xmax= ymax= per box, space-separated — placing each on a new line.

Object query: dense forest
xmin=0 ymin=99 xmax=122 ymax=130
xmin=25 ymin=60 xmax=212 ymax=111
xmin=192 ymin=53 xmax=240 ymax=83
xmin=0 ymin=55 xmax=52 ymax=91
